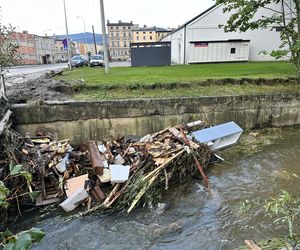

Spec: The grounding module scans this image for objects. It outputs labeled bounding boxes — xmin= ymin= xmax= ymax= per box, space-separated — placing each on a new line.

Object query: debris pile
xmin=1 ymin=119 xmax=217 ymax=216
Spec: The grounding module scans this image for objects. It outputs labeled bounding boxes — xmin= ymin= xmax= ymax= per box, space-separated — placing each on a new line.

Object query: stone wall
xmin=12 ymin=94 xmax=300 ymax=145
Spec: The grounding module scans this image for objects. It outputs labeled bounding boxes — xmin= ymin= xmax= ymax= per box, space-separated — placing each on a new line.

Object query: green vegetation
xmin=73 ymin=83 xmax=299 ymax=100
xmin=55 ymin=62 xmax=299 ymax=100
xmin=58 ymin=62 xmax=294 ymax=86
xmin=0 ymin=228 xmax=45 ymax=249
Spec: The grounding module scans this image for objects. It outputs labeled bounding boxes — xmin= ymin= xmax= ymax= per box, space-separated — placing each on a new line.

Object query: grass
xmin=58 ymin=61 xmax=294 ymax=86
xmin=73 ymin=83 xmax=300 ymax=100
xmin=55 ymin=61 xmax=299 ymax=100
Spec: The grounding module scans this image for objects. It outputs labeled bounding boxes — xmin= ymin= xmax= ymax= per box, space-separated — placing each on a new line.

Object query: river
xmin=13 ymin=127 xmax=300 ymax=250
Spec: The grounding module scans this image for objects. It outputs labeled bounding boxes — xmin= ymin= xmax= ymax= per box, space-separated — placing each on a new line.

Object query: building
xmin=54 ymin=39 xmax=68 ymax=62
xmin=34 ymin=35 xmax=56 ymax=64
xmin=132 ymin=26 xmax=172 ymax=43
xmin=162 ymin=4 xmax=287 ymax=65
xmin=10 ymin=31 xmax=37 ymax=65
xmin=107 ymin=20 xmax=138 ymax=60
xmin=156 ymin=28 xmax=173 ymax=42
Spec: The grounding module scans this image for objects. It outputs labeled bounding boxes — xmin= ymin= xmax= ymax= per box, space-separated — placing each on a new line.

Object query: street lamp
xmin=76 ymin=16 xmax=88 ymax=55
xmin=99 ymin=0 xmax=109 ymax=73
xmin=63 ymin=0 xmax=71 ymax=69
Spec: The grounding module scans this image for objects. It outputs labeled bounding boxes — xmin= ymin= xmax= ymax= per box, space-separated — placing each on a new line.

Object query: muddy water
xmin=17 ymin=128 xmax=300 ymax=250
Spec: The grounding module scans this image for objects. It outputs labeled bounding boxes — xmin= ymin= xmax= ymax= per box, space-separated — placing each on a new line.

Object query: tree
xmin=216 ymin=0 xmax=300 ymax=74
xmin=0 ymin=24 xmax=18 ymax=98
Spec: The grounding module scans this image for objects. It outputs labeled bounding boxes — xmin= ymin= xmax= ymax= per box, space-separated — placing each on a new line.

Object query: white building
xmin=163 ymin=4 xmax=287 ymax=64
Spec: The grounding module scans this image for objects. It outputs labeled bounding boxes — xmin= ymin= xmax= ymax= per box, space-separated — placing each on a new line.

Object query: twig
xmin=128 ymin=172 xmax=160 ymax=213
xmin=142 ymin=149 xmax=185 ymax=181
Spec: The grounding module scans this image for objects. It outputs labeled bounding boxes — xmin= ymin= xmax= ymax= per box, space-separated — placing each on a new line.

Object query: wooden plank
xmin=88 ymin=141 xmax=104 ymax=175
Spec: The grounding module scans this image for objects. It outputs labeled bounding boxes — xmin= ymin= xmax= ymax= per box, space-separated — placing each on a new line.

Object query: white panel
xmin=187 ymin=41 xmax=250 ymax=63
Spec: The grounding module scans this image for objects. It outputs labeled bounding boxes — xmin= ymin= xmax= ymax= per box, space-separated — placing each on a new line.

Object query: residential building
xmin=107 ymin=20 xmax=138 ymax=60
xmin=156 ymin=28 xmax=172 ymax=41
xmin=34 ymin=35 xmax=56 ymax=64
xmin=133 ymin=26 xmax=172 ymax=43
xmin=162 ymin=4 xmax=289 ymax=64
xmin=54 ymin=39 xmax=68 ymax=62
xmin=10 ymin=31 xmax=37 ymax=64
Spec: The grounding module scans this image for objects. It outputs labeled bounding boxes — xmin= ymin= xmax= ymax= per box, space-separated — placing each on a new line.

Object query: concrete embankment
xmin=12 ymin=94 xmax=300 ymax=145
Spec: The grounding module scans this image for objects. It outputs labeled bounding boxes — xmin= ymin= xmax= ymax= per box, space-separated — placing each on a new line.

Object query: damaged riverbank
xmin=11 ymin=126 xmax=300 ymax=250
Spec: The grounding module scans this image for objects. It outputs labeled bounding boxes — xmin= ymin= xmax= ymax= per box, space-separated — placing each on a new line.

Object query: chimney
xmin=143 ymin=25 xmax=146 ymax=28
xmin=107 ymin=19 xmax=110 ymax=24
xmin=118 ymin=20 xmax=121 ymax=23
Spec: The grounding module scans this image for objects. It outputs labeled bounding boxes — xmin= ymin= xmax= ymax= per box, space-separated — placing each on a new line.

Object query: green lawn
xmin=55 ymin=61 xmax=299 ymax=100
xmin=58 ymin=61 xmax=294 ymax=86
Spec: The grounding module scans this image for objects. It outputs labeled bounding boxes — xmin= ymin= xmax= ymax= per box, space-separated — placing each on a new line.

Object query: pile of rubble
xmin=17 ymin=121 xmax=214 ymax=214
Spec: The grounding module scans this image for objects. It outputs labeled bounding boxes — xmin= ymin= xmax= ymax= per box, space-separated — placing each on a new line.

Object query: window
xmin=143 ymin=32 xmax=146 ymax=34
xmin=124 ymin=41 xmax=126 ymax=47
xmin=231 ymin=48 xmax=236 ymax=54
xmin=123 ymin=33 xmax=126 ymax=37
xmin=116 ymin=33 xmax=119 ymax=37
xmin=117 ymin=41 xmax=120 ymax=47
xmin=111 ymin=33 xmax=114 ymax=38
xmin=110 ymin=27 xmax=113 ymax=30
xmin=123 ymin=26 xmax=125 ymax=29
xmin=137 ymin=36 xmax=139 ymax=41
xmin=128 ymin=26 xmax=131 ymax=29
xmin=116 ymin=27 xmax=119 ymax=29
xmin=150 ymin=31 xmax=152 ymax=34
xmin=150 ymin=36 xmax=153 ymax=40
xmin=125 ymin=50 xmax=127 ymax=55
xmin=112 ymin=41 xmax=115 ymax=47
xmin=158 ymin=33 xmax=160 ymax=37
xmin=143 ymin=36 xmax=146 ymax=40
xmin=136 ymin=32 xmax=139 ymax=34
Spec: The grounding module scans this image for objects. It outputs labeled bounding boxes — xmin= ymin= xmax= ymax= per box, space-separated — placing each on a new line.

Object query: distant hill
xmin=55 ymin=32 xmax=103 ymax=44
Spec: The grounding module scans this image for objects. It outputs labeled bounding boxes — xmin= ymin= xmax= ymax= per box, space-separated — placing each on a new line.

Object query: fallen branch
xmin=0 ymin=109 xmax=12 ymax=136
xmin=244 ymin=240 xmax=261 ymax=250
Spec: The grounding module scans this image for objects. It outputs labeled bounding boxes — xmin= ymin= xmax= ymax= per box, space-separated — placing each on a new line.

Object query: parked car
xmin=82 ymin=56 xmax=89 ymax=66
xmin=89 ymin=55 xmax=104 ymax=67
xmin=69 ymin=55 xmax=84 ymax=67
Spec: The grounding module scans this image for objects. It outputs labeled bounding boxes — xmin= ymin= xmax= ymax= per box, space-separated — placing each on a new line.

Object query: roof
xmin=192 ymin=121 xmax=243 ymax=143
xmin=133 ymin=27 xmax=172 ymax=32
xmin=107 ymin=21 xmax=133 ymax=26
xmin=164 ymin=4 xmax=218 ymax=38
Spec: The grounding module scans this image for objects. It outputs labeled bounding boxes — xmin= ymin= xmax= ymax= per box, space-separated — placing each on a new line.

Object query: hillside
xmin=55 ymin=32 xmax=103 ymax=44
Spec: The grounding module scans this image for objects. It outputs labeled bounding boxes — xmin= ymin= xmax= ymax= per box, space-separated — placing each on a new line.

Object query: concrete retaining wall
xmin=12 ymin=94 xmax=300 ymax=145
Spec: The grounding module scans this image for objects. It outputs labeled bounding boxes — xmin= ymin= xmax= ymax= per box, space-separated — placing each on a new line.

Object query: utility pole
xmin=63 ymin=0 xmax=71 ymax=69
xmin=77 ymin=16 xmax=88 ymax=55
xmin=92 ymin=25 xmax=97 ymax=54
xmin=99 ymin=0 xmax=109 ymax=73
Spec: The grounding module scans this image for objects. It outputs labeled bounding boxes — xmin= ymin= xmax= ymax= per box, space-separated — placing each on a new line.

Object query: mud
xmin=6 ymin=75 xmax=73 ymax=103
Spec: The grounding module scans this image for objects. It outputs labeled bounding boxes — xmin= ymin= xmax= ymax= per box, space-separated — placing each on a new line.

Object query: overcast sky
xmin=1 ymin=0 xmax=215 ymax=36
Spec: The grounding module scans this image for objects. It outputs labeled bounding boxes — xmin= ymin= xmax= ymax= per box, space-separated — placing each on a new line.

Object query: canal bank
xmin=17 ymin=127 xmax=297 ymax=249
xmin=12 ymin=93 xmax=300 ymax=145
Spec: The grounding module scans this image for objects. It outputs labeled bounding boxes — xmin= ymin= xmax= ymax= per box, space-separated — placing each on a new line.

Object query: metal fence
xmin=130 ymin=42 xmax=171 ymax=67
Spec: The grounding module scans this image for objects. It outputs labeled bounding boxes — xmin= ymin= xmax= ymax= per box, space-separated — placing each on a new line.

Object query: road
xmin=5 ymin=61 xmax=131 ymax=85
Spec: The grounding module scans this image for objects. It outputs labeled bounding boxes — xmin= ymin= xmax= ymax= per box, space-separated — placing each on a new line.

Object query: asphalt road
xmin=4 ymin=61 xmax=131 ymax=85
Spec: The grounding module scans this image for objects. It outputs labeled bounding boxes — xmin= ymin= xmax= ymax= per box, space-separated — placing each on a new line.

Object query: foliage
xmin=216 ymin=0 xmax=300 ymax=74
xmin=0 ymin=163 xmax=34 ymax=209
xmin=265 ymin=190 xmax=300 ymax=238
xmin=0 ymin=228 xmax=45 ymax=250
xmin=0 ymin=24 xmax=18 ymax=73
